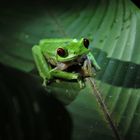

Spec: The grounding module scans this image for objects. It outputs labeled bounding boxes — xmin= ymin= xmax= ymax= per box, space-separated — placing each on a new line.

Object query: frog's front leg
xmin=87 ymin=52 xmax=101 ymax=71
xmin=32 ymin=45 xmax=52 ymax=86
xmin=50 ymin=68 xmax=85 ymax=88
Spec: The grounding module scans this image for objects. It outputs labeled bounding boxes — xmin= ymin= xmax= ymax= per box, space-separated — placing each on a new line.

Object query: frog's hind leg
xmin=32 ymin=45 xmax=52 ymax=86
xmin=50 ymin=69 xmax=85 ymax=88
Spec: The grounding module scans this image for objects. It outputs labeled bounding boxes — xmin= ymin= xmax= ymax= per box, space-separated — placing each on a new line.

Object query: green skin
xmin=32 ymin=38 xmax=100 ymax=88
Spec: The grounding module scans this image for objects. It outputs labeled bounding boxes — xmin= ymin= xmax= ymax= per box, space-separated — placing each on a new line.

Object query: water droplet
xmin=66 ymin=89 xmax=69 ymax=93
xmin=33 ymin=102 xmax=40 ymax=113
xmin=130 ymin=66 xmax=134 ymax=70
xmin=25 ymin=34 xmax=29 ymax=39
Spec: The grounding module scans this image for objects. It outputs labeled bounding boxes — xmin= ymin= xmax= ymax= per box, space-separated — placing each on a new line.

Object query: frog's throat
xmin=56 ymin=55 xmax=87 ymax=71
xmin=56 ymin=62 xmax=70 ymax=70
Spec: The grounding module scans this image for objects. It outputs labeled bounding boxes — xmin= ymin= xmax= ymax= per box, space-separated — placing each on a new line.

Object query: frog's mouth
xmin=56 ymin=55 xmax=87 ymax=72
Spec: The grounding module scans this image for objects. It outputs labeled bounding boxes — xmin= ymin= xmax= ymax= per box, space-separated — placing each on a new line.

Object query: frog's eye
xmin=83 ymin=38 xmax=89 ymax=48
xmin=57 ymin=48 xmax=66 ymax=57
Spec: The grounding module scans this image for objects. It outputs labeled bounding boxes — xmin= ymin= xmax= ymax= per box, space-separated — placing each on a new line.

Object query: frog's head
xmin=56 ymin=38 xmax=90 ymax=62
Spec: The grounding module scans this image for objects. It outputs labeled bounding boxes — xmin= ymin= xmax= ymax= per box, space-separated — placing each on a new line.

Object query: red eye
xmin=57 ymin=48 xmax=66 ymax=57
xmin=83 ymin=38 xmax=89 ymax=48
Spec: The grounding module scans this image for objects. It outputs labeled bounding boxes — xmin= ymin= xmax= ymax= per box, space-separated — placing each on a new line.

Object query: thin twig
xmin=86 ymin=77 xmax=122 ymax=140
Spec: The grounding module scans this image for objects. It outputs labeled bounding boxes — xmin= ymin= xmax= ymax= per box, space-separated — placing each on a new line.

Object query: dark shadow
xmin=131 ymin=0 xmax=140 ymax=8
xmin=0 ymin=63 xmax=72 ymax=140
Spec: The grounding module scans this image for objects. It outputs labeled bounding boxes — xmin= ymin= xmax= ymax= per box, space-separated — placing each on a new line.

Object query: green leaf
xmin=0 ymin=0 xmax=140 ymax=140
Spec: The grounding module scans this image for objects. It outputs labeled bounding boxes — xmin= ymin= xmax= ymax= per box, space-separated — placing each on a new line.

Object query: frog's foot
xmin=42 ymin=79 xmax=47 ymax=87
xmin=77 ymin=77 xmax=85 ymax=88
xmin=42 ymin=79 xmax=51 ymax=86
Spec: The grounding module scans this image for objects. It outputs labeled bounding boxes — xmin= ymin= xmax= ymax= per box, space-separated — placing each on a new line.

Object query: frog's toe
xmin=55 ymin=79 xmax=61 ymax=83
xmin=42 ymin=79 xmax=48 ymax=87
xmin=78 ymin=79 xmax=85 ymax=89
xmin=95 ymin=65 xmax=101 ymax=71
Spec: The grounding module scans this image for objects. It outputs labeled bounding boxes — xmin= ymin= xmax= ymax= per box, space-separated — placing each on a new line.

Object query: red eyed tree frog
xmin=32 ymin=38 xmax=100 ymax=88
